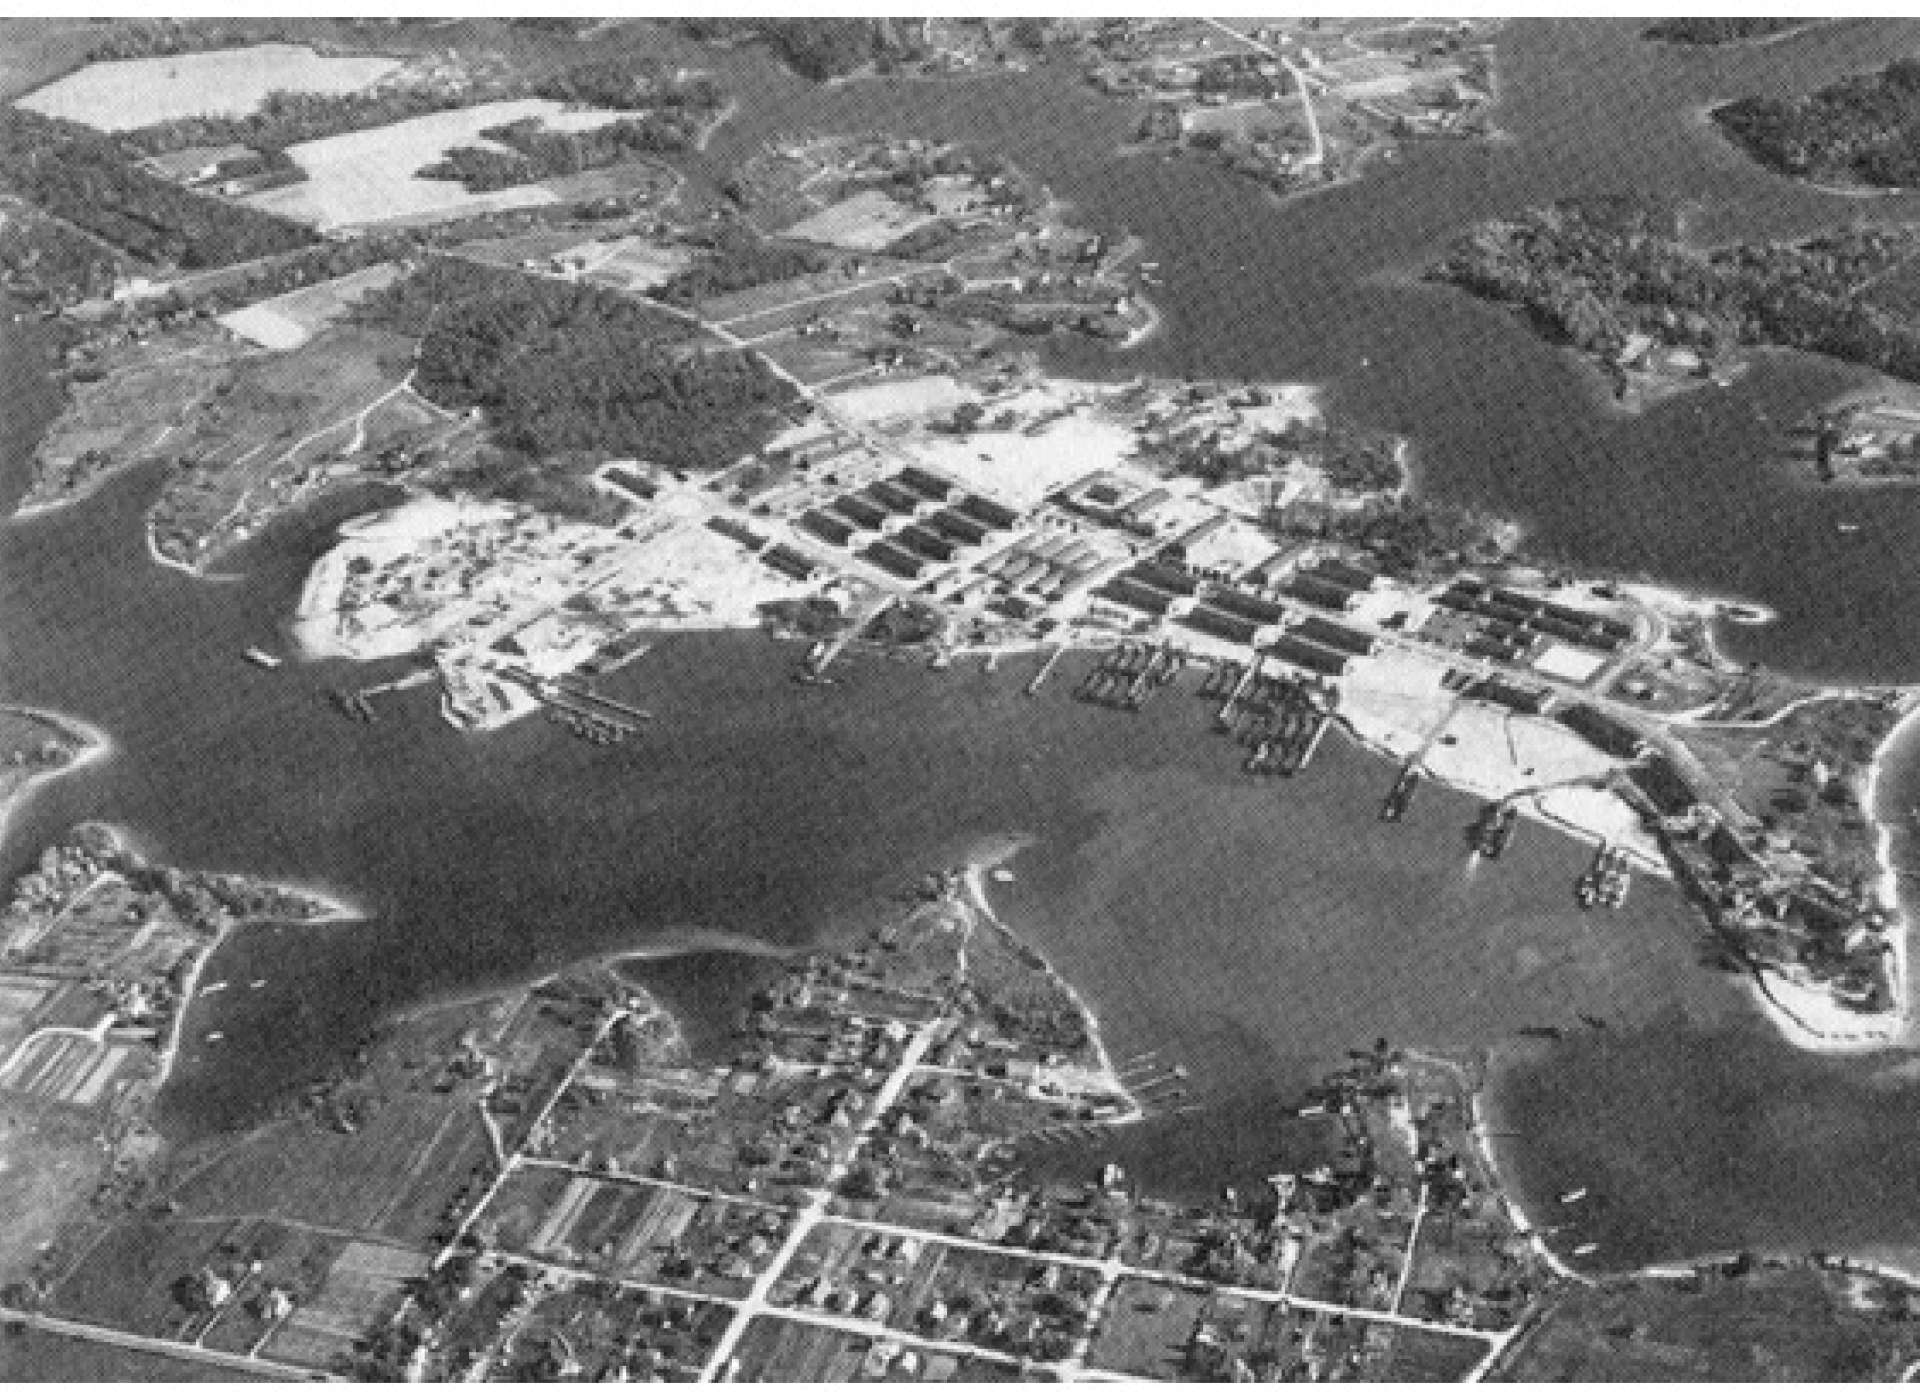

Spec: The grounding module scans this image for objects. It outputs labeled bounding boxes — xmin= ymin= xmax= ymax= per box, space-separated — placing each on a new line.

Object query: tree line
xmin=0 ymin=108 xmax=314 ymax=274
xmin=1714 ymin=57 xmax=1920 ymax=188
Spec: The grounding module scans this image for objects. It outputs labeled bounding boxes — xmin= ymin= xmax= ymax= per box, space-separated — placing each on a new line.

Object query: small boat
xmin=1572 ymin=1242 xmax=1600 ymax=1258
xmin=199 ymin=981 xmax=228 ymax=997
xmin=1559 ymin=1187 xmax=1589 ymax=1205
xmin=248 ymin=979 xmax=267 ymax=990
xmin=243 ymin=647 xmax=283 ymax=670
xmin=1838 ymin=522 xmax=1862 ymax=535
xmin=205 ymin=1031 xmax=225 ymax=1044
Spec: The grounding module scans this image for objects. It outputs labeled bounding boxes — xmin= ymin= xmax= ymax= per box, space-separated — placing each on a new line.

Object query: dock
xmin=1025 ymin=644 xmax=1069 ymax=698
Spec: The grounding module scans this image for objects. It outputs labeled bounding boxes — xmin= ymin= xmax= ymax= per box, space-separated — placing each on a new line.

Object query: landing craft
xmin=199 ymin=981 xmax=228 ymax=996
xmin=1559 ymin=1187 xmax=1589 ymax=1205
xmin=1572 ymin=1242 xmax=1601 ymax=1258
xmin=205 ymin=1031 xmax=225 ymax=1043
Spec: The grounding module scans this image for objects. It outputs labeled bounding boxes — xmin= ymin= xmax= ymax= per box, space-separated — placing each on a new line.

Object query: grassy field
xmin=25 ymin=327 xmax=237 ymax=515
xmin=15 ymin=43 xmax=399 ymax=131
xmin=1503 ymin=1265 xmax=1920 ymax=1382
xmin=0 ymin=1111 xmax=114 ymax=1286
xmin=217 ymin=262 xmax=405 ymax=351
xmin=0 ymin=1325 xmax=257 ymax=1382
xmin=149 ymin=324 xmax=419 ymax=567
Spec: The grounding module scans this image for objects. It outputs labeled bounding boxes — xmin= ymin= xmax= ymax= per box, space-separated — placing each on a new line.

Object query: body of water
xmin=8 ymin=19 xmax=1920 ymax=1269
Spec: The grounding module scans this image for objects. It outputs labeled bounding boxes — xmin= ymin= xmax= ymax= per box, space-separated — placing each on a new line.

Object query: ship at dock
xmin=1380 ymin=760 xmax=1422 ymax=822
xmin=1576 ymin=843 xmax=1631 ymax=910
xmin=1472 ymin=799 xmax=1519 ymax=858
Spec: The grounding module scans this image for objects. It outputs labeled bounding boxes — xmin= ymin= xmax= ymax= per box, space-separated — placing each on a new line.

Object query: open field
xmin=0 ymin=1325 xmax=259 ymax=1382
xmin=22 ymin=328 xmax=236 ymax=516
xmin=243 ymin=99 xmax=627 ymax=231
xmin=782 ymin=189 xmax=939 ymax=252
xmin=262 ymin=1240 xmax=429 ymax=1370
xmin=15 ymin=43 xmax=400 ymax=131
xmin=152 ymin=1011 xmax=497 ymax=1244
xmin=0 ymin=1112 xmax=113 ymax=1286
xmin=217 ymin=262 xmax=404 ymax=351
xmin=1504 ymin=1265 xmax=1920 ymax=1382
xmin=149 ymin=324 xmax=419 ymax=567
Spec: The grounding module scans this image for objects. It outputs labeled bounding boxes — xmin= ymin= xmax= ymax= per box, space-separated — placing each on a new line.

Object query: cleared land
xmin=15 ymin=43 xmax=400 ymax=131
xmin=0 ymin=1325 xmax=258 ymax=1382
xmin=216 ymin=262 xmax=404 ymax=352
xmin=242 ymin=99 xmax=628 ymax=231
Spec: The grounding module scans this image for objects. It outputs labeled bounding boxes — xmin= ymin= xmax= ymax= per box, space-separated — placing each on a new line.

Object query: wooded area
xmin=1433 ymin=199 xmax=1920 ymax=383
xmin=0 ymin=108 xmax=315 ymax=272
xmin=359 ymin=257 xmax=798 ymax=471
xmin=1714 ymin=57 xmax=1920 ymax=187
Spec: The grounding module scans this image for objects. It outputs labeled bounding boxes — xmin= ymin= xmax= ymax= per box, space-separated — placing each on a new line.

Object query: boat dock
xmin=1026 ymin=644 xmax=1069 ymax=698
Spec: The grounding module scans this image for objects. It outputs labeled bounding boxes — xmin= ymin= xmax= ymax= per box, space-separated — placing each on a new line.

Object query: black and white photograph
xmin=0 ymin=11 xmax=1917 ymax=1386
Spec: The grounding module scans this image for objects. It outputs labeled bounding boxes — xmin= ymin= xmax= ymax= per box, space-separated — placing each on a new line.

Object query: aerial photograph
xmin=9 ymin=10 xmax=1920 ymax=1385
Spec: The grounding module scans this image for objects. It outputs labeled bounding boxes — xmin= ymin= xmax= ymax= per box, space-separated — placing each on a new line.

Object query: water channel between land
xmin=10 ymin=19 xmax=1920 ymax=1270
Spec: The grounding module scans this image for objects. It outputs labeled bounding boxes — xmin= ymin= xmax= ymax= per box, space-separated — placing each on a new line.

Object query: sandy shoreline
xmin=0 ymin=704 xmax=114 ymax=852
xmin=959 ymin=836 xmax=1144 ymax=1126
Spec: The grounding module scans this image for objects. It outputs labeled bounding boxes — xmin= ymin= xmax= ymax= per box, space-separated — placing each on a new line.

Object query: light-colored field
xmin=217 ymin=262 xmax=403 ymax=351
xmin=242 ymin=98 xmax=626 ymax=231
xmin=0 ymin=1113 xmax=112 ymax=1284
xmin=782 ymin=188 xmax=937 ymax=252
xmin=824 ymin=374 xmax=973 ymax=426
xmin=16 ymin=43 xmax=399 ymax=131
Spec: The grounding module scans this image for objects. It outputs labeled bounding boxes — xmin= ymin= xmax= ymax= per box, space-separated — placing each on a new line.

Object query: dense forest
xmin=1713 ymin=58 xmax=1920 ymax=187
xmin=654 ymin=226 xmax=832 ymax=307
xmin=0 ymin=109 xmax=314 ymax=272
xmin=359 ymin=258 xmax=798 ymax=470
xmin=1641 ymin=19 xmax=1812 ymax=46
xmin=683 ymin=19 xmax=912 ymax=81
xmin=0 ymin=200 xmax=125 ymax=305
xmin=418 ymin=112 xmax=702 ymax=193
xmin=1432 ymin=199 xmax=1920 ymax=382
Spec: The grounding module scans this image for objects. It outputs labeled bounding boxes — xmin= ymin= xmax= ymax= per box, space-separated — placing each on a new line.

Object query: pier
xmin=1026 ymin=644 xmax=1069 ymax=698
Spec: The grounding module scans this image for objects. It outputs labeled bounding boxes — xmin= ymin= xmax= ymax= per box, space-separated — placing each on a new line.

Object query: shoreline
xmin=0 ymin=704 xmax=114 ymax=852
xmin=958 ymin=836 xmax=1145 ymax=1127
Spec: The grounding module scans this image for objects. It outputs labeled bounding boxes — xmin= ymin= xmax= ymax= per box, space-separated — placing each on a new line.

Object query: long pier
xmin=1026 ymin=644 xmax=1069 ymax=698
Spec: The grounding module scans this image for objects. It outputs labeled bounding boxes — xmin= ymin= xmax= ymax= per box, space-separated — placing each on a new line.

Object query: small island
xmin=1430 ymin=198 xmax=1920 ymax=416
xmin=1713 ymin=56 xmax=1920 ymax=190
